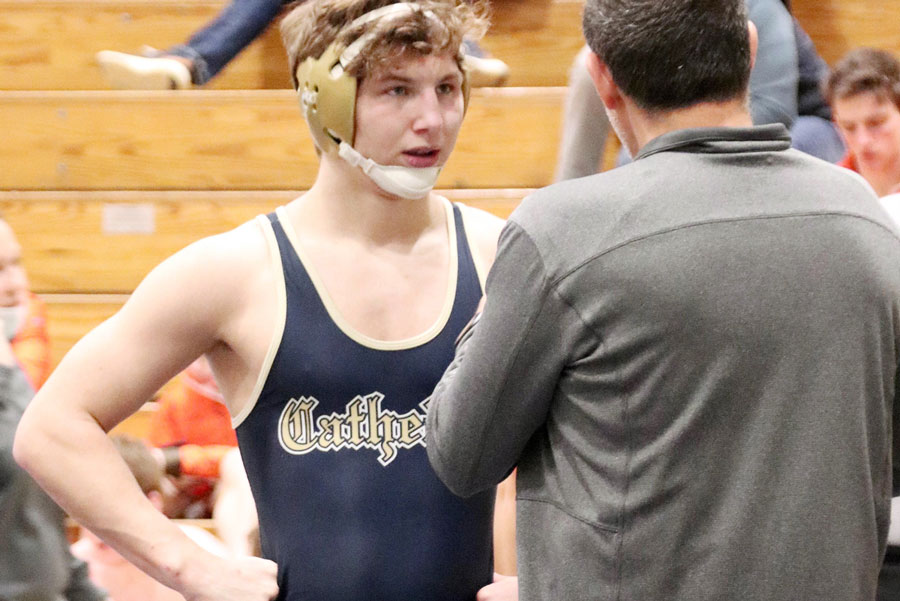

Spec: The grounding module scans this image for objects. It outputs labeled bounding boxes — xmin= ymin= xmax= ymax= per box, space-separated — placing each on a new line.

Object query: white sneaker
xmin=96 ymin=50 xmax=192 ymax=90
xmin=463 ymin=54 xmax=510 ymax=88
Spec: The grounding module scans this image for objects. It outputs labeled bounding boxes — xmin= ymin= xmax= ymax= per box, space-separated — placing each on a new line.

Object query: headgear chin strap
xmin=339 ymin=142 xmax=441 ymax=199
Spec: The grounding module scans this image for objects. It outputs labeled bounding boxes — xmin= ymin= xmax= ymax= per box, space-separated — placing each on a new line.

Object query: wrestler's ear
xmin=585 ymin=51 xmax=623 ymax=110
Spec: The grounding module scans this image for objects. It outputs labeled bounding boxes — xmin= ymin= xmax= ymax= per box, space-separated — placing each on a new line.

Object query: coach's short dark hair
xmin=582 ymin=0 xmax=752 ymax=112
xmin=825 ymin=48 xmax=900 ymax=111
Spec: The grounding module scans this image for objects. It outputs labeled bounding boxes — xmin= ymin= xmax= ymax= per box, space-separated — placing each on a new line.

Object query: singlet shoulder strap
xmin=231 ymin=213 xmax=288 ymax=428
xmin=452 ymin=202 xmax=488 ymax=294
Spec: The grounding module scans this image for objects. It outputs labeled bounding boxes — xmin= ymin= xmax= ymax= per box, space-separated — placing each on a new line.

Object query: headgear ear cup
xmin=296 ymin=3 xmax=469 ymax=151
xmin=296 ymin=44 xmax=357 ymax=153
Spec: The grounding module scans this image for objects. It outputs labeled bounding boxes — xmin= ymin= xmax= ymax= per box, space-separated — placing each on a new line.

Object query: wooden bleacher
xmin=0 ymin=0 xmax=584 ymax=90
xmin=0 ymin=88 xmax=563 ymax=190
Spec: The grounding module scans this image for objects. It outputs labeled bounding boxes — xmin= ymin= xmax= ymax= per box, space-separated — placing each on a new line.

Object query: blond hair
xmin=280 ymin=0 xmax=489 ymax=88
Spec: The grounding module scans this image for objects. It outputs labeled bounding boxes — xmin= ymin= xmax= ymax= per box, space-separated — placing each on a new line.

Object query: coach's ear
xmin=748 ymin=20 xmax=758 ymax=71
xmin=585 ymin=51 xmax=623 ymax=110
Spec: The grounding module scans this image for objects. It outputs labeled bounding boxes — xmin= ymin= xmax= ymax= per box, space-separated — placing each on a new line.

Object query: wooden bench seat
xmin=793 ymin=0 xmax=900 ymax=64
xmin=0 ymin=0 xmax=583 ymax=90
xmin=0 ymin=88 xmax=564 ymax=190
xmin=2 ymin=189 xmax=530 ymax=294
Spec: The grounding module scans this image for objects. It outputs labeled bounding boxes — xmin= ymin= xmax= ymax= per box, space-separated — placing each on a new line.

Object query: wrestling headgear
xmin=294 ymin=2 xmax=470 ymax=199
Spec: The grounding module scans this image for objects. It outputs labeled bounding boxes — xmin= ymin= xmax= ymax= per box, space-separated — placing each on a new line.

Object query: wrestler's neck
xmin=620 ymin=96 xmax=754 ymax=157
xmin=289 ymin=154 xmax=444 ymax=245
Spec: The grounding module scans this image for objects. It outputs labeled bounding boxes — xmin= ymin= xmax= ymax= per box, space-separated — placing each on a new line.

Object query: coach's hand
xmin=181 ymin=554 xmax=279 ymax=601
xmin=476 ymin=573 xmax=518 ymax=601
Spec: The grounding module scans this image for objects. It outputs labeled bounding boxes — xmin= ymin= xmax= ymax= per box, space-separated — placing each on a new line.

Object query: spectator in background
xmin=149 ymin=357 xmax=237 ymax=519
xmin=787 ymin=18 xmax=845 ymax=162
xmin=0 ymin=217 xmax=53 ymax=391
xmin=555 ymin=0 xmax=843 ymax=180
xmin=149 ymin=357 xmax=260 ymax=557
xmin=826 ymin=48 xmax=900 ymax=197
xmin=825 ymin=46 xmax=900 ymax=601
xmin=72 ymin=435 xmax=229 ymax=601
xmin=0 ymin=217 xmax=107 ymax=601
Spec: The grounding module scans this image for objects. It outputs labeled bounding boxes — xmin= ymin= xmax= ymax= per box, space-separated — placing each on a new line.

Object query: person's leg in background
xmin=790 ymin=18 xmax=845 ymax=162
xmin=790 ymin=116 xmax=845 ymax=162
xmin=161 ymin=0 xmax=288 ymax=85
xmin=97 ymin=0 xmax=511 ymax=90
xmin=96 ymin=0 xmax=290 ymax=89
xmin=554 ymin=46 xmax=611 ymax=181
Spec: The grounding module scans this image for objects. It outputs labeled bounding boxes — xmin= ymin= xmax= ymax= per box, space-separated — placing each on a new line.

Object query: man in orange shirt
xmin=149 ymin=358 xmax=258 ymax=556
xmin=150 ymin=357 xmax=237 ymax=481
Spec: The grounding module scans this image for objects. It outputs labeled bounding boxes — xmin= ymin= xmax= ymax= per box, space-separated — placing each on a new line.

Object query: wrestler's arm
xmin=13 ymin=226 xmax=278 ymax=601
xmin=427 ymin=219 xmax=585 ymax=498
xmin=457 ymin=206 xmax=519 ymax=598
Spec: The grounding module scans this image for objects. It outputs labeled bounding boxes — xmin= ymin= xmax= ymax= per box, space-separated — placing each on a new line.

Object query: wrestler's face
xmin=353 ymin=52 xmax=465 ymax=170
xmin=0 ymin=221 xmax=28 ymax=308
xmin=833 ymin=91 xmax=900 ymax=174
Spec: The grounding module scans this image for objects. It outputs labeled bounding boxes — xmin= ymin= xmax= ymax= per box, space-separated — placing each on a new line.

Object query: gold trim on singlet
xmin=230 ymin=215 xmax=289 ymax=429
xmin=274 ymin=197 xmax=459 ymax=351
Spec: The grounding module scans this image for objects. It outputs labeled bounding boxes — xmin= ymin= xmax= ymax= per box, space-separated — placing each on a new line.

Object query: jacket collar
xmin=635 ymin=124 xmax=792 ymax=161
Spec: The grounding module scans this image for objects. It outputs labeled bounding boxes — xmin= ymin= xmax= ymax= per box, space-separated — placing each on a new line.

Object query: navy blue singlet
xmin=236 ymin=202 xmax=495 ymax=601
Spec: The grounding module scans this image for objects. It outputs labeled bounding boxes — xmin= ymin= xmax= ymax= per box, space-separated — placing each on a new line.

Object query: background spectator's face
xmin=353 ymin=52 xmax=465 ymax=172
xmin=0 ymin=221 xmax=28 ymax=308
xmin=834 ymin=91 xmax=900 ymax=173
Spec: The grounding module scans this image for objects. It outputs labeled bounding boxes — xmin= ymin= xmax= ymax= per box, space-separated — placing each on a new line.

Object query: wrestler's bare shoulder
xmin=152 ymin=218 xmax=271 ymax=289
xmin=181 ymin=218 xmax=270 ymax=272
xmin=128 ymin=216 xmax=276 ymax=331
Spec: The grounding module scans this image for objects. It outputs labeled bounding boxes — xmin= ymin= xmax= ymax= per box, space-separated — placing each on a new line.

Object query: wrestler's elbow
xmin=12 ymin=403 xmax=49 ymax=474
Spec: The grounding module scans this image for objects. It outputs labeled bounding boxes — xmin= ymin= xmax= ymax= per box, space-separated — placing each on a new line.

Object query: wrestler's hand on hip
xmin=476 ymin=573 xmax=518 ymax=601
xmin=180 ymin=554 xmax=279 ymax=601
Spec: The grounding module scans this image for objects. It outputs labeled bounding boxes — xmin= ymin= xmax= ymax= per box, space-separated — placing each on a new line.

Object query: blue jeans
xmin=166 ymin=0 xmax=289 ymax=85
xmin=789 ymin=115 xmax=846 ymax=163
